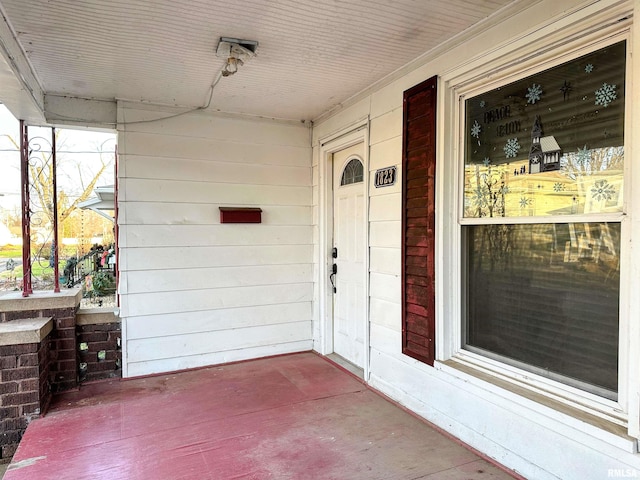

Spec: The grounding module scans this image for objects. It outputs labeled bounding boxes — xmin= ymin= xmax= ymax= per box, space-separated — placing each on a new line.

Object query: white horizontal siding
xmin=119 ymin=203 xmax=311 ymax=226
xmin=363 ymin=66 xmax=409 ymax=425
xmin=120 ymin=132 xmax=309 ymax=166
xmin=120 ymin=224 xmax=312 ymax=248
xmin=368 ymin=112 xmax=403 ymax=358
xmin=370 ymin=247 xmax=401 ymax=276
xmin=124 ymin=264 xmax=312 ymax=294
xmin=370 ymin=107 xmax=402 ymax=145
xmin=369 ymin=220 xmax=400 ymax=248
xmin=124 ymin=155 xmax=310 ymax=185
xmin=119 ymin=110 xmax=310 ymax=147
xmin=121 ymin=283 xmax=312 ymax=317
xmin=370 ymin=322 xmax=401 ymax=353
xmin=369 ymin=193 xmax=401 ymax=222
xmin=120 ymin=178 xmax=310 ymax=205
xmin=369 ymin=272 xmax=401 ymax=305
xmin=119 ymin=106 xmax=313 ymax=376
xmin=128 ymin=321 xmax=312 ymax=363
xmin=120 ymin=245 xmax=312 ymax=271
xmin=369 ymin=137 xmax=402 ymax=198
xmin=370 ymin=137 xmax=401 ymax=169
xmin=370 ymin=297 xmax=401 ymax=330
xmin=126 ymin=303 xmax=311 ymax=339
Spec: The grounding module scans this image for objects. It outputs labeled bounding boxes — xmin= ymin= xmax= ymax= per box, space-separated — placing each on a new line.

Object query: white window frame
xmin=437 ymin=5 xmax=636 ymax=436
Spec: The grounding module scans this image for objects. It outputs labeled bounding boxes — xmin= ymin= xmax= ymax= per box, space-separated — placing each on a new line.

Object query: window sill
xmin=438 ymin=358 xmax=637 ymax=453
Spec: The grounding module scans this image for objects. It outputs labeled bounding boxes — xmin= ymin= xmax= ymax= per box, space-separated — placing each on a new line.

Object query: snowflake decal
xmin=471 ymin=186 xmax=488 ymax=208
xmin=585 ymin=64 xmax=594 ymax=73
xmin=553 ymin=183 xmax=565 ymax=193
xmin=595 ymin=83 xmax=617 ymax=108
xmin=499 ymin=184 xmax=510 ymax=196
xmin=576 ymin=145 xmax=591 ymax=165
xmin=482 ymin=157 xmax=491 ymax=167
xmin=591 ymin=179 xmax=616 ymax=202
xmin=504 ymin=138 xmax=520 ymax=158
xmin=526 ymin=83 xmax=543 ymax=104
xmin=471 ymin=120 xmax=482 ymax=139
xmin=519 ymin=197 xmax=532 ymax=208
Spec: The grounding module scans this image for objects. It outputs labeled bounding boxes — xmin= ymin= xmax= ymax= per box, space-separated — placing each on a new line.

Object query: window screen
xmin=465 ymin=222 xmax=619 ymax=396
xmin=462 ymin=41 xmax=625 ymax=399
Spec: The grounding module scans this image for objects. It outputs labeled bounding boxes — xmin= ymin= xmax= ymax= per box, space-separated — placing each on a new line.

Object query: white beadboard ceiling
xmin=0 ymin=0 xmax=515 ymax=122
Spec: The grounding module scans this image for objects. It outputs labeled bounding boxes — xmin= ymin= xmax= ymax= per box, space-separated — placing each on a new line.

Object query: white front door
xmin=332 ymin=143 xmax=365 ymax=368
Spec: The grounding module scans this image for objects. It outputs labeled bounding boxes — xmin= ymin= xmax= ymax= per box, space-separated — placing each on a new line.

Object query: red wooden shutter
xmin=402 ymin=76 xmax=437 ymax=366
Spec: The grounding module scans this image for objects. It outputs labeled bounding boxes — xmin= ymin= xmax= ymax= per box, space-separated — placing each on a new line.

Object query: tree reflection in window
xmin=340 ymin=158 xmax=364 ymax=186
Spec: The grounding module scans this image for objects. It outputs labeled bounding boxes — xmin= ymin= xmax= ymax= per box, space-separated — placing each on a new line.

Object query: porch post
xmin=52 ymin=127 xmax=60 ymax=293
xmin=19 ymin=120 xmax=32 ymax=296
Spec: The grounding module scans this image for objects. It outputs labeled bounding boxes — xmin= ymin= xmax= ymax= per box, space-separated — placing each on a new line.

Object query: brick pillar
xmin=0 ymin=290 xmax=83 ymax=395
xmin=48 ymin=308 xmax=79 ymax=393
xmin=0 ymin=318 xmax=52 ymax=463
xmin=76 ymin=309 xmax=122 ymax=383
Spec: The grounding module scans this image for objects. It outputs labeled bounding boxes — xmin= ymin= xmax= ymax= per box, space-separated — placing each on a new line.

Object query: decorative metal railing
xmin=15 ymin=123 xmax=57 ymax=293
xmin=23 ymin=126 xmax=61 ymax=292
xmin=63 ymin=247 xmax=116 ymax=294
xmin=9 ymin=122 xmax=117 ymax=299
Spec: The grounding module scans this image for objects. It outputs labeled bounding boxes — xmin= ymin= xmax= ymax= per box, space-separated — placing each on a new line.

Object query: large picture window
xmin=462 ymin=41 xmax=625 ymax=400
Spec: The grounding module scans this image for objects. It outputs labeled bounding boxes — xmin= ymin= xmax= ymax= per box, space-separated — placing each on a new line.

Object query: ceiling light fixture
xmin=216 ymin=37 xmax=258 ymax=77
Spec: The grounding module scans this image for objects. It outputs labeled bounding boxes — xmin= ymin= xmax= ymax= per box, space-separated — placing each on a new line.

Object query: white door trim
xmin=318 ymin=120 xmax=370 ymax=380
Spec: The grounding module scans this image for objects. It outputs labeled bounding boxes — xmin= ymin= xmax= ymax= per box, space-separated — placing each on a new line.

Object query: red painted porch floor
xmin=4 ymin=352 xmax=519 ymax=480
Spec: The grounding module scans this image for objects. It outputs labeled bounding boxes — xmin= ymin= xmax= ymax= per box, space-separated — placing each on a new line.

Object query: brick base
xmin=0 ymin=338 xmax=51 ymax=464
xmin=48 ymin=309 xmax=79 ymax=394
xmin=77 ymin=323 xmax=122 ymax=383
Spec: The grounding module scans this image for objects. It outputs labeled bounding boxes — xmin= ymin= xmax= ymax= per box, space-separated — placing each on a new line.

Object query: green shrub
xmin=92 ymin=271 xmax=116 ymax=295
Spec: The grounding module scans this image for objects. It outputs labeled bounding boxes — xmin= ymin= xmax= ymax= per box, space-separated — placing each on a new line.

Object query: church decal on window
xmin=528 ymin=116 xmax=561 ymax=174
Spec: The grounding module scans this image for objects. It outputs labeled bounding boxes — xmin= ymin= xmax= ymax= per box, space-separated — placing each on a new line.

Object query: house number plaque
xmin=374 ymin=166 xmax=396 ymax=188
